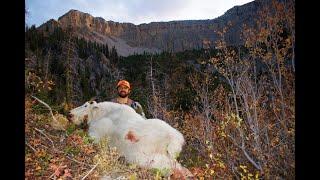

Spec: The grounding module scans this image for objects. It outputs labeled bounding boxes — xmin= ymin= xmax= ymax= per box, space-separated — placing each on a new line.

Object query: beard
xmin=118 ymin=91 xmax=129 ymax=98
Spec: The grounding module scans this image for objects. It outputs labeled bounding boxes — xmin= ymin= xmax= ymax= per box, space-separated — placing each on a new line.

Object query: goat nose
xmin=67 ymin=112 xmax=73 ymax=121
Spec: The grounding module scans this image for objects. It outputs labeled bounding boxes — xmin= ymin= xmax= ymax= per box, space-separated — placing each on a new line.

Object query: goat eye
xmin=84 ymin=105 xmax=87 ymax=107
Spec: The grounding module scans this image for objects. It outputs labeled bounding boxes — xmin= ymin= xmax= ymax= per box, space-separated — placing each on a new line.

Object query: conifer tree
xmin=63 ymin=31 xmax=76 ymax=108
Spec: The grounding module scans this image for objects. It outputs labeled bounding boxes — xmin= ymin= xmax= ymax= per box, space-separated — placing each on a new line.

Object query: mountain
xmin=37 ymin=0 xmax=268 ymax=56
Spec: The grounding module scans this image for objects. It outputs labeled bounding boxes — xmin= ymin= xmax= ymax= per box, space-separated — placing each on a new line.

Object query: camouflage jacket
xmin=111 ymin=98 xmax=146 ymax=119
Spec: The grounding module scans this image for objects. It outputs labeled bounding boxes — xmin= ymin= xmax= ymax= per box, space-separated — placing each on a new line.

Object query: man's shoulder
xmin=110 ymin=97 xmax=142 ymax=110
xmin=111 ymin=98 xmax=126 ymax=105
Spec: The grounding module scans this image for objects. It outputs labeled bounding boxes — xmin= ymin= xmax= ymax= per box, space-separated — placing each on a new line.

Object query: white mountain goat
xmin=67 ymin=101 xmax=193 ymax=178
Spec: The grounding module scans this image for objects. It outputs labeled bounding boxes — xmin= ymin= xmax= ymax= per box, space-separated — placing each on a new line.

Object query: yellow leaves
xmin=225 ymin=113 xmax=243 ymax=128
xmin=129 ymin=163 xmax=137 ymax=169
xmin=35 ymin=165 xmax=42 ymax=171
xmin=35 ymin=149 xmax=47 ymax=158
xmin=218 ymin=161 xmax=226 ymax=169
xmin=240 ymin=173 xmax=245 ymax=180
xmin=26 ymin=71 xmax=55 ymax=93
xmin=210 ymin=169 xmax=215 ymax=175
xmin=25 ymin=155 xmax=33 ymax=162
xmin=48 ymin=80 xmax=55 ymax=85
xmin=258 ymin=27 xmax=269 ymax=41
xmin=271 ymin=137 xmax=280 ymax=146
xmin=240 ymin=165 xmax=248 ymax=173
xmin=205 ymin=140 xmax=210 ymax=145
xmin=287 ymin=128 xmax=295 ymax=135
xmin=265 ymin=52 xmax=273 ymax=61
xmin=128 ymin=173 xmax=137 ymax=180
xmin=204 ymin=140 xmax=213 ymax=150
xmin=285 ymin=37 xmax=292 ymax=46
xmin=255 ymin=172 xmax=260 ymax=179
xmin=238 ymin=165 xmax=260 ymax=180
xmin=220 ymin=131 xmax=227 ymax=138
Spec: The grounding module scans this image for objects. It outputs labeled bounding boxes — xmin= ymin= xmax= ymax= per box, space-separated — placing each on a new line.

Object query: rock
xmin=37 ymin=0 xmax=276 ymax=57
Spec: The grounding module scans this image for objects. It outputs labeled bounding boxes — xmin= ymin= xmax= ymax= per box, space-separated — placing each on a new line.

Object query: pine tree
xmin=63 ymin=33 xmax=76 ymax=108
xmin=110 ymin=46 xmax=118 ymax=64
xmin=104 ymin=43 xmax=109 ymax=58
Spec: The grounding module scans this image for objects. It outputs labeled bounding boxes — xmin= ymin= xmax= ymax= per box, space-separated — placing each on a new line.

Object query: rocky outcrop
xmin=38 ymin=0 xmax=271 ymax=56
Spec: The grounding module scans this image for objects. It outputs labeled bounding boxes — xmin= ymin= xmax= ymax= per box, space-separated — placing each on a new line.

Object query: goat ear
xmin=91 ymin=101 xmax=98 ymax=109
xmin=89 ymin=100 xmax=98 ymax=104
xmin=89 ymin=96 xmax=99 ymax=102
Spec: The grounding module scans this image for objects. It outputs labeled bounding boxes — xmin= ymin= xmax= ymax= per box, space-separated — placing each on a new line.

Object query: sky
xmin=25 ymin=0 xmax=253 ymax=27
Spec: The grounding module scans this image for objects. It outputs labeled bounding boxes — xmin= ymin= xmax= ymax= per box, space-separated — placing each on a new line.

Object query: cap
xmin=117 ymin=80 xmax=130 ymax=89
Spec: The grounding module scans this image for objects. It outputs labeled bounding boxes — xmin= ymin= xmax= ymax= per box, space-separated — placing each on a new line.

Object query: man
xmin=111 ymin=80 xmax=146 ymax=119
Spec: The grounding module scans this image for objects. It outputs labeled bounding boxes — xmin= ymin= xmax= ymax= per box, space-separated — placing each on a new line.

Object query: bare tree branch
xmin=66 ymin=155 xmax=94 ymax=168
xmin=81 ymin=162 xmax=99 ymax=180
xmin=31 ymin=95 xmax=57 ymax=123
xmin=25 ymin=141 xmax=37 ymax=152
xmin=241 ymin=146 xmax=262 ymax=171
xmin=34 ymin=127 xmax=55 ymax=149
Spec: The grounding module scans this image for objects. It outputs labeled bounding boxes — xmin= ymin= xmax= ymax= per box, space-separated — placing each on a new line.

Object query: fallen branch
xmin=231 ymin=164 xmax=241 ymax=180
xmin=49 ymin=172 xmax=55 ymax=179
xmin=228 ymin=134 xmax=262 ymax=171
xmin=49 ymin=145 xmax=94 ymax=168
xmin=34 ymin=127 xmax=55 ymax=149
xmin=66 ymin=155 xmax=94 ymax=168
xmin=39 ymin=144 xmax=49 ymax=149
xmin=31 ymin=95 xmax=57 ymax=123
xmin=239 ymin=130 xmax=262 ymax=171
xmin=25 ymin=141 xmax=37 ymax=152
xmin=241 ymin=146 xmax=262 ymax=171
xmin=81 ymin=162 xmax=99 ymax=180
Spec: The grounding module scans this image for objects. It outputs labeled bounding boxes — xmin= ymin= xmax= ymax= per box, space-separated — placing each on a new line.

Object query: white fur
xmin=69 ymin=101 xmax=186 ymax=173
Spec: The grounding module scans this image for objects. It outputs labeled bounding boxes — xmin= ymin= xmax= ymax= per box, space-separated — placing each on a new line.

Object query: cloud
xmin=25 ymin=0 xmax=253 ymax=27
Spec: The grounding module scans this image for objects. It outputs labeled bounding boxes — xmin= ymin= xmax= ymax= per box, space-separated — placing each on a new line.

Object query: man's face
xmin=117 ymin=85 xmax=130 ymax=98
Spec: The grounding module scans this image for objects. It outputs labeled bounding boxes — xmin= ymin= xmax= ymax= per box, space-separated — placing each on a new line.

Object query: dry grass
xmin=25 ymin=97 xmax=162 ymax=179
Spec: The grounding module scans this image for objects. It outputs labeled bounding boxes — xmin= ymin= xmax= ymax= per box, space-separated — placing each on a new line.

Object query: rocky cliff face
xmin=38 ymin=0 xmax=270 ymax=56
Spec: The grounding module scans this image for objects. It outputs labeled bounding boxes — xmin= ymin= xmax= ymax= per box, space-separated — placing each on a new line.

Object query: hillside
xmin=25 ymin=0 xmax=295 ymax=179
xmin=25 ymin=96 xmax=158 ymax=179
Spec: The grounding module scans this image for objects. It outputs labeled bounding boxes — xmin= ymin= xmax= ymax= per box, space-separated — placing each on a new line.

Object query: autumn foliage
xmin=178 ymin=0 xmax=295 ymax=178
xmin=25 ymin=0 xmax=294 ymax=179
xmin=148 ymin=0 xmax=294 ymax=179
